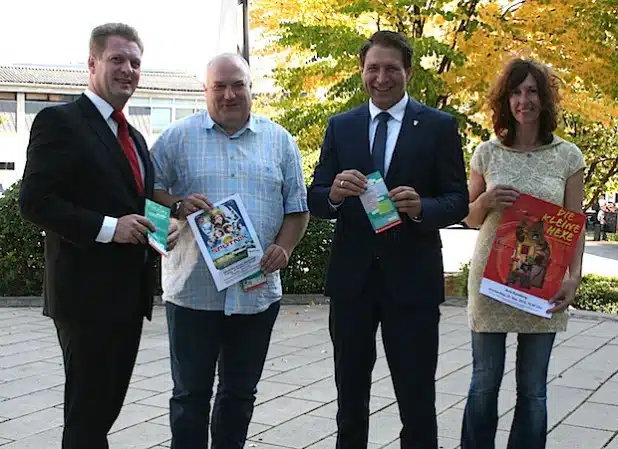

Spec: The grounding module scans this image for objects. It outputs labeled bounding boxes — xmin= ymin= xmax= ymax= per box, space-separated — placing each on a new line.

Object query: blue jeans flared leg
xmin=461 ymin=331 xmax=555 ymax=449
xmin=461 ymin=332 xmax=506 ymax=449
xmin=507 ymin=333 xmax=555 ymax=449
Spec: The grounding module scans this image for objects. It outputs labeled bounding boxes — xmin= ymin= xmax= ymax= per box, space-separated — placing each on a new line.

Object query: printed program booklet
xmin=359 ymin=171 xmax=402 ymax=233
xmin=480 ymin=193 xmax=585 ymax=318
xmin=145 ymin=199 xmax=170 ymax=256
xmin=187 ymin=194 xmax=267 ymax=292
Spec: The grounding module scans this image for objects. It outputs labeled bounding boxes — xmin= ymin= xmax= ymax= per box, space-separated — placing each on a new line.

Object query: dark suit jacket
xmin=308 ymin=98 xmax=469 ymax=307
xmin=19 ymin=94 xmax=157 ymax=323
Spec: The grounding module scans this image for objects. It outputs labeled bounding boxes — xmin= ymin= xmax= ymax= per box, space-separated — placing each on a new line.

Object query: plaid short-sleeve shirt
xmin=150 ymin=111 xmax=308 ymax=315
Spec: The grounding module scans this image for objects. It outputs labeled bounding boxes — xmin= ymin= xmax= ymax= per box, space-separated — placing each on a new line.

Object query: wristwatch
xmin=170 ymin=199 xmax=184 ymax=218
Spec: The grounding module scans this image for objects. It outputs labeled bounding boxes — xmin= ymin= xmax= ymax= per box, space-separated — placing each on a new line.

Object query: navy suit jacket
xmin=308 ymin=98 xmax=469 ymax=306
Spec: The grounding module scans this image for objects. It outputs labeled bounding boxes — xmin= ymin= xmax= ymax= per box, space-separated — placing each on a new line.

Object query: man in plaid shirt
xmin=151 ymin=53 xmax=309 ymax=449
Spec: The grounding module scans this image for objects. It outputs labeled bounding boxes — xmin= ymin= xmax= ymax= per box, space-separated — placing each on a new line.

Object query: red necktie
xmin=112 ymin=110 xmax=144 ymax=195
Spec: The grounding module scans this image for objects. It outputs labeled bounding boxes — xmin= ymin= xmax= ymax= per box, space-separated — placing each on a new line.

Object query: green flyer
xmin=145 ymin=199 xmax=171 ymax=256
xmin=359 ymin=171 xmax=402 ymax=233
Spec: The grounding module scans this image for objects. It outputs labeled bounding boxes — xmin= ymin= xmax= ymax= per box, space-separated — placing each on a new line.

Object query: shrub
xmin=445 ymin=261 xmax=470 ymax=297
xmin=281 ymin=217 xmax=333 ymax=294
xmin=454 ymin=261 xmax=470 ymax=296
xmin=0 ymin=181 xmax=335 ymax=297
xmin=2 ymin=179 xmax=617 ymax=317
xmin=445 ymin=263 xmax=618 ymax=315
xmin=574 ymin=274 xmax=618 ymax=314
xmin=0 ymin=181 xmax=45 ymax=296
xmin=0 ymin=180 xmax=160 ymax=297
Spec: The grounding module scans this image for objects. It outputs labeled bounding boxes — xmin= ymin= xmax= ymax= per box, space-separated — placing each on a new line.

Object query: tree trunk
xmin=584 ymin=160 xmax=598 ymax=186
xmin=437 ymin=0 xmax=481 ymax=75
xmin=585 ymin=158 xmax=618 ymax=210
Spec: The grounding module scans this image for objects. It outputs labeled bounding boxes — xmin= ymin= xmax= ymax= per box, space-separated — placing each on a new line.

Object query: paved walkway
xmin=0 ymin=305 xmax=616 ymax=449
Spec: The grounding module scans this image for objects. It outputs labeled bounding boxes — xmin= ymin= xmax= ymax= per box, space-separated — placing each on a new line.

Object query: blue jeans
xmin=461 ymin=331 xmax=556 ymax=449
xmin=166 ymin=301 xmax=280 ymax=449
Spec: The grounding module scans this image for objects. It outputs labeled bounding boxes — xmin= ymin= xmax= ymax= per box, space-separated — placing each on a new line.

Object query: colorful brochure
xmin=187 ymin=194 xmax=267 ymax=292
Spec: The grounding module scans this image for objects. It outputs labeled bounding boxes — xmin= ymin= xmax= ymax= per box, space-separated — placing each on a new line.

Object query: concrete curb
xmin=0 ymin=297 xmax=43 ymax=307
xmin=0 ymin=295 xmax=332 ymax=308
xmin=1 ymin=295 xmax=615 ymax=322
xmin=566 ymin=308 xmax=618 ymax=322
xmin=0 ymin=295 xmax=463 ymax=308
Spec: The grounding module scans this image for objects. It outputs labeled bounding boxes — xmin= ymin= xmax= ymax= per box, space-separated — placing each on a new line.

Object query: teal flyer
xmin=145 ymin=199 xmax=171 ymax=256
xmin=359 ymin=171 xmax=402 ymax=233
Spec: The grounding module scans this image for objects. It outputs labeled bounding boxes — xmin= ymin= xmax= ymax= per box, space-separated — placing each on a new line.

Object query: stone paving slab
xmin=0 ymin=305 xmax=616 ymax=449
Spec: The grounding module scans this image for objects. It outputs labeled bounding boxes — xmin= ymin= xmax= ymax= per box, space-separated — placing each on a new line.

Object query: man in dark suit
xmin=308 ymin=31 xmax=468 ymax=449
xmin=18 ymin=23 xmax=178 ymax=449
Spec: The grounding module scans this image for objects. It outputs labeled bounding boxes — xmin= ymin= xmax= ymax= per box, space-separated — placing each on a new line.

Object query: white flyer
xmin=187 ymin=194 xmax=266 ymax=292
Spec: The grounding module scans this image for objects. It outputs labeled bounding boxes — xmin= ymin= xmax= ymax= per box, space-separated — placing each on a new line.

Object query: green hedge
xmin=1 ymin=179 xmax=615 ymax=314
xmin=0 ymin=181 xmax=45 ymax=296
xmin=446 ymin=262 xmax=470 ymax=297
xmin=448 ymin=263 xmax=618 ymax=315
xmin=574 ymin=274 xmax=618 ymax=314
xmin=281 ymin=217 xmax=332 ymax=294
xmin=0 ymin=180 xmax=331 ymax=297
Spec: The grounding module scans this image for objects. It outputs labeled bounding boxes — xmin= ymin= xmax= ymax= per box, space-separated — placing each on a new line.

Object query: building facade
xmin=0 ymin=64 xmax=205 ymax=193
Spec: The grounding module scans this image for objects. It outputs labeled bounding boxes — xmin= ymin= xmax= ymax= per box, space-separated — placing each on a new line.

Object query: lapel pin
xmin=413 ymin=120 xmax=419 ymax=126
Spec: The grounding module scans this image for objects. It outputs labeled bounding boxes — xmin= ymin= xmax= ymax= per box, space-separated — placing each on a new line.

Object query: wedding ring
xmin=340 ymin=180 xmax=346 ymax=188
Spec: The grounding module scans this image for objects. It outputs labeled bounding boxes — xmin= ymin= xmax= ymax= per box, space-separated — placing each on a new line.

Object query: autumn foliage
xmin=251 ymin=0 xmax=618 ymax=207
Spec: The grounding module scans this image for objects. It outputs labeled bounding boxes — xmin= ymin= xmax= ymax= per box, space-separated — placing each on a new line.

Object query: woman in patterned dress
xmin=460 ymin=59 xmax=586 ymax=449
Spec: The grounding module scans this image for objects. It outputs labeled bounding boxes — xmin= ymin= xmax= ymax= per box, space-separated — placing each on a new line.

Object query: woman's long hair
xmin=489 ymin=58 xmax=560 ymax=146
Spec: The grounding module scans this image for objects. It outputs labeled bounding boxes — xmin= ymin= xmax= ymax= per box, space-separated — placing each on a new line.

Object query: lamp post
xmin=239 ymin=0 xmax=250 ymax=65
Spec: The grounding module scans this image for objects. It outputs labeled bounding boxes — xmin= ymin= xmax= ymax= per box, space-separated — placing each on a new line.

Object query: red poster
xmin=480 ymin=193 xmax=585 ymax=318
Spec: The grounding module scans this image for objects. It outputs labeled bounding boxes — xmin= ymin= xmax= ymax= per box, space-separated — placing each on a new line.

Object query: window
xmin=175 ymin=99 xmax=196 ymax=107
xmin=0 ymin=100 xmax=17 ymax=132
xmin=128 ymin=106 xmax=151 ymax=115
xmin=128 ymin=97 xmax=151 ymax=107
xmin=151 ymin=107 xmax=172 ymax=134
xmin=25 ymin=100 xmax=65 ymax=131
xmin=127 ymin=106 xmax=152 ymax=137
xmin=48 ymin=94 xmax=79 ymax=102
xmin=0 ymin=162 xmax=15 ymax=170
xmin=175 ymin=108 xmax=193 ymax=121
xmin=25 ymin=93 xmax=78 ymax=102
xmin=151 ymin=98 xmax=172 ymax=106
xmin=25 ymin=93 xmax=49 ymax=101
xmin=25 ymin=101 xmax=64 ymax=114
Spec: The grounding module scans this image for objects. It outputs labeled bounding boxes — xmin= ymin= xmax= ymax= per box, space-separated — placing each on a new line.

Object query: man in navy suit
xmin=308 ymin=31 xmax=468 ymax=449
